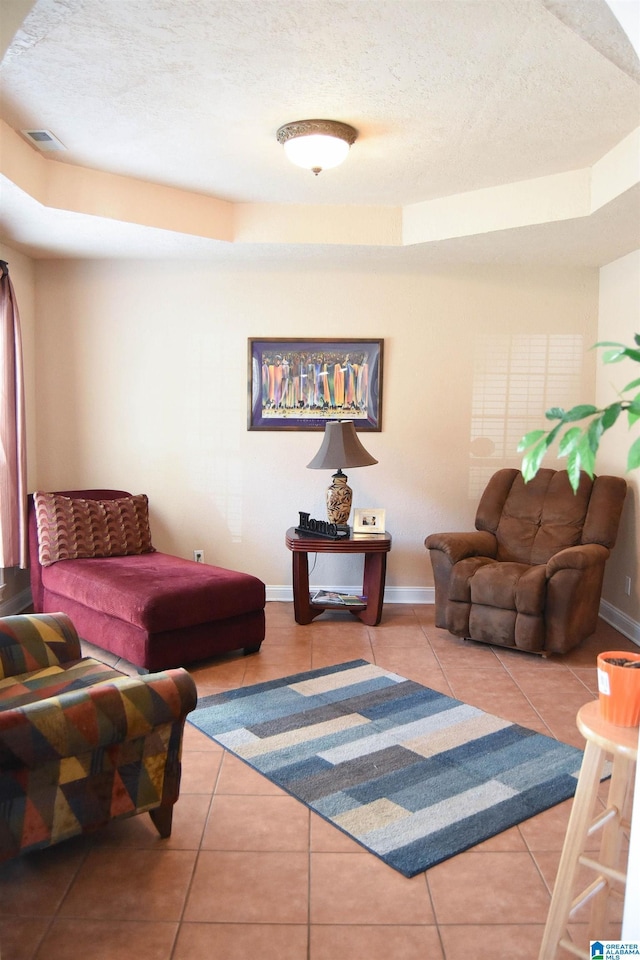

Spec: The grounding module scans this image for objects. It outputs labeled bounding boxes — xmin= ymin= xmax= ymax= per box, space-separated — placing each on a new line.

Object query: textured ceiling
xmin=0 ymin=0 xmax=639 ymax=264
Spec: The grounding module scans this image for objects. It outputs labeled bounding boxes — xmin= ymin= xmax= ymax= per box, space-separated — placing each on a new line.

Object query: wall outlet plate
xmin=194 ymin=550 xmax=204 ymax=563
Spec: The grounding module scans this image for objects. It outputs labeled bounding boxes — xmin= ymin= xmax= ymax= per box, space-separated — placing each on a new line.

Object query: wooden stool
xmin=538 ymin=699 xmax=638 ymax=960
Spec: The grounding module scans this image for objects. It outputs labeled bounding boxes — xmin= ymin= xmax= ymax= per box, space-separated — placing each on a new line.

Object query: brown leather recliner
xmin=425 ymin=468 xmax=627 ymax=655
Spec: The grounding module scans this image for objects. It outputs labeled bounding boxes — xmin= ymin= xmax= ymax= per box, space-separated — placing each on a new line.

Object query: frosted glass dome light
xmin=277 ymin=120 xmax=358 ymax=176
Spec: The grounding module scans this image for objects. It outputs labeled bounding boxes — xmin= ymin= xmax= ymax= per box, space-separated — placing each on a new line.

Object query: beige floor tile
xmin=33 ymin=919 xmax=177 ymax=960
xmin=183 ymin=851 xmax=309 ymax=923
xmin=182 ymin=721 xmax=225 ymax=752
xmin=310 ymin=851 xmax=435 ymax=925
xmin=58 ymin=848 xmax=197 ymax=921
xmin=369 ymin=623 xmax=431 ymax=646
xmin=178 ymin=750 xmax=223 ymax=794
xmin=0 ymin=840 xmax=88 ymax=917
xmin=265 ymin=626 xmax=314 ymax=646
xmin=311 ymin=641 xmax=374 ymax=668
xmin=173 ymin=922 xmax=309 ymax=960
xmin=243 ymin=656 xmax=314 ymax=684
xmin=472 ymin=824 xmax=528 ymax=852
xmin=518 ymin=797 xmax=603 ymax=854
xmin=188 ymin=657 xmax=249 ymax=696
xmin=438 ymin=923 xmax=544 ymax=959
xmin=310 ymin=924 xmax=442 ymax=960
xmin=370 ymin=645 xmax=445 ymax=679
xmin=4 ymin=605 xmax=634 ymax=960
xmin=305 ymin=615 xmax=370 ymax=637
xmin=214 ymin=751 xmax=286 ymax=795
xmin=310 ymin=633 xmax=374 ymax=654
xmin=427 ymin=851 xmax=551 ymax=925
xmin=450 ymin=687 xmax=539 ymax=723
xmin=309 ymin=811 xmax=368 ymax=853
xmin=0 ymin=917 xmax=51 ymax=960
xmin=201 ymin=794 xmax=310 ymax=851
xmin=88 ymin=793 xmax=212 ymax=851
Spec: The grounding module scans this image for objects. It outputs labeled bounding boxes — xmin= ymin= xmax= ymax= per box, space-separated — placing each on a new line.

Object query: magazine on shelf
xmin=311 ymin=590 xmax=366 ymax=606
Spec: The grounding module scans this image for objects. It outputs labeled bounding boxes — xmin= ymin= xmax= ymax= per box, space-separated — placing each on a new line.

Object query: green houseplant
xmin=518 ymin=334 xmax=640 ymax=491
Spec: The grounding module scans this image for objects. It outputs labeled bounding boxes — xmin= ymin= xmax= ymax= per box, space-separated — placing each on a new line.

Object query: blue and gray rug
xmin=189 ymin=659 xmax=586 ymax=877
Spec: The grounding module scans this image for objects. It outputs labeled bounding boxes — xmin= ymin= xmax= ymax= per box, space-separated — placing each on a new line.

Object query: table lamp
xmin=307 ymin=420 xmax=378 ymax=525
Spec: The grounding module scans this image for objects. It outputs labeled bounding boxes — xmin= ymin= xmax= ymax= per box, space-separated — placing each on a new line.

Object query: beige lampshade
xmin=307 ymin=421 xmax=378 ymax=470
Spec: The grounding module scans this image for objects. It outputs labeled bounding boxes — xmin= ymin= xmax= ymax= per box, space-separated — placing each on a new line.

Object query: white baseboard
xmin=0 ymin=587 xmax=33 ymax=617
xmin=266 ymin=585 xmax=434 ymax=604
xmin=599 ymin=599 xmax=640 ymax=647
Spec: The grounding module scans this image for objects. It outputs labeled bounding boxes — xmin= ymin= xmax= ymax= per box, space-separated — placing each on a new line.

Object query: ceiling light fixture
xmin=276 ymin=119 xmax=358 ymax=176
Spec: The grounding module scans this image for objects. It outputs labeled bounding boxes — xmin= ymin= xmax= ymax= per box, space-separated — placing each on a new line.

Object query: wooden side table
xmin=285 ymin=527 xmax=392 ymax=626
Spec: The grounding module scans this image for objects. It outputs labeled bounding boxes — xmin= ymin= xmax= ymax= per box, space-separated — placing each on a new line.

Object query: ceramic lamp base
xmin=326 ymin=471 xmax=352 ymax=525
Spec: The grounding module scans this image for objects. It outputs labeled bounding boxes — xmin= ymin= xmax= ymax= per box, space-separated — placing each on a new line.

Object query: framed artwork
xmin=353 ymin=508 xmax=386 ymax=534
xmin=248 ymin=338 xmax=383 ymax=431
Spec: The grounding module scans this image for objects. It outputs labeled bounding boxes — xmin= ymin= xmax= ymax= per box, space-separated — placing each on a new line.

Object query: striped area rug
xmin=189 ymin=659 xmax=586 ymax=877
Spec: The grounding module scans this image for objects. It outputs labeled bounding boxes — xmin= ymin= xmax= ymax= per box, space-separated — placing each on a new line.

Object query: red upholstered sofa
xmin=28 ymin=490 xmax=266 ymax=671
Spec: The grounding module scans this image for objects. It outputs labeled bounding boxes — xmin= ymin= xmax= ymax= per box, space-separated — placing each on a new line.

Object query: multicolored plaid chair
xmin=0 ymin=612 xmax=197 ymax=861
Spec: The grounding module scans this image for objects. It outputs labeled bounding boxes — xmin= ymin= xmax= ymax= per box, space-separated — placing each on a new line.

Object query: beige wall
xmin=16 ymin=256 xmax=599 ymax=602
xmin=4 ymin=246 xmax=638 ymax=636
xmin=597 ymin=249 xmax=640 ymax=637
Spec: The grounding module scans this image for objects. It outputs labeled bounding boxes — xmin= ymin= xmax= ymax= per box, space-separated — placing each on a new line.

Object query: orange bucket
xmin=597 ymin=650 xmax=640 ymax=727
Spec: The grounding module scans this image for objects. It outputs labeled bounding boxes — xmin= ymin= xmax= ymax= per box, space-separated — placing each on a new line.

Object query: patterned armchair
xmin=0 ymin=612 xmax=197 ymax=861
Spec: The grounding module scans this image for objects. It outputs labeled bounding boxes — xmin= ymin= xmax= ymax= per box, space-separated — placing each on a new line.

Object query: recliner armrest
xmin=546 ymin=543 xmax=610 ymax=576
xmin=0 ymin=668 xmax=198 ymax=767
xmin=0 ymin=613 xmax=82 ymax=679
xmin=425 ymin=531 xmax=497 ymax=565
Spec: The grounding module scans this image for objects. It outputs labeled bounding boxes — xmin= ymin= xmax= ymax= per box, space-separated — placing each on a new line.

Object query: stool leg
xmin=538 ymin=740 xmax=606 ymax=960
xmin=588 ymin=754 xmax=634 ymax=940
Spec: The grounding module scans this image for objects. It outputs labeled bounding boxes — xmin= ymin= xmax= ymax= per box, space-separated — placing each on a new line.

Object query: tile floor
xmin=0 ymin=603 xmax=637 ymax=960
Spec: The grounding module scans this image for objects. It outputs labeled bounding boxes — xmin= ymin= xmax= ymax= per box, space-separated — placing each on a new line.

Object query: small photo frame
xmin=353 ymin=508 xmax=386 ymax=534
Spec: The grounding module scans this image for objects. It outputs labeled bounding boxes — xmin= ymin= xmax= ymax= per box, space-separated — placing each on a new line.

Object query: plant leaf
xmin=601 ymin=402 xmax=622 ymax=430
xmin=558 ymin=426 xmax=582 ymax=457
xmin=627 ymin=394 xmax=640 ymax=427
xmin=628 ymin=435 xmax=640 ymax=472
xmin=577 ymin=433 xmax=597 ymax=478
xmin=601 ymin=348 xmax=627 ymax=363
xmin=566 ymin=450 xmax=582 ymax=491
xmin=518 ymin=334 xmax=640 ymax=483
xmin=601 ymin=347 xmax=630 ymax=363
xmin=517 ymin=429 xmax=546 ymax=452
xmin=562 ymin=404 xmax=599 ymax=422
xmin=521 ymin=436 xmax=552 ymax=482
xmin=586 ymin=416 xmax=604 ymax=451
xmin=545 ymin=407 xmax=565 ymax=421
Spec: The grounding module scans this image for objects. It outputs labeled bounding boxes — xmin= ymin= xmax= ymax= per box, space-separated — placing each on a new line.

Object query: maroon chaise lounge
xmin=28 ymin=489 xmax=265 ymax=671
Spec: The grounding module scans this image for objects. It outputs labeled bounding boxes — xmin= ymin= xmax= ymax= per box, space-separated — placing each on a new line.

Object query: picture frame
xmin=353 ymin=508 xmax=386 ymax=534
xmin=248 ymin=338 xmax=383 ymax=431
